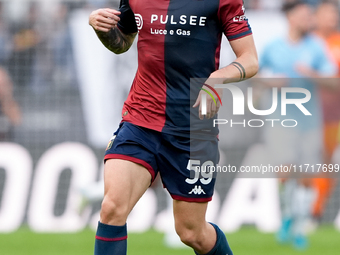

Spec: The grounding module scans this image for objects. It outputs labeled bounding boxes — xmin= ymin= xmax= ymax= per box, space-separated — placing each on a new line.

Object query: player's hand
xmin=89 ymin=8 xmax=121 ymax=33
xmin=193 ymin=85 xmax=223 ymax=120
xmin=295 ymin=64 xmax=318 ymax=78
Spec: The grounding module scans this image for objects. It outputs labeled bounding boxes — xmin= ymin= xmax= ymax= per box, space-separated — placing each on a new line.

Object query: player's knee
xmin=100 ymin=195 xmax=129 ymax=225
xmin=175 ymin=224 xmax=200 ymax=247
xmin=177 ymin=229 xmax=199 ymax=247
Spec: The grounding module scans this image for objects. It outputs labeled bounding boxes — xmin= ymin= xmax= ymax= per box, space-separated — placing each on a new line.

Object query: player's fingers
xmin=96 ymin=21 xmax=115 ymax=29
xmin=89 ymin=12 xmax=108 ymax=30
xmin=97 ymin=16 xmax=119 ymax=26
xmin=90 ymin=10 xmax=120 ymax=30
xmin=204 ymin=101 xmax=209 ymax=119
xmin=213 ymin=100 xmax=221 ymax=117
xmin=210 ymin=101 xmax=215 ymax=119
xmin=215 ymin=105 xmax=220 ymax=116
xmin=216 ymin=101 xmax=221 ymax=114
xmin=91 ymin=20 xmax=113 ymax=32
xmin=99 ymin=9 xmax=121 ymax=21
xmin=193 ymin=93 xmax=201 ymax=108
xmin=210 ymin=101 xmax=219 ymax=119
xmin=209 ymin=102 xmax=216 ymax=119
xmin=90 ymin=17 xmax=118 ymax=31
xmin=105 ymin=8 xmax=121 ymax=16
xmin=198 ymin=102 xmax=203 ymax=120
xmin=205 ymin=100 xmax=212 ymax=119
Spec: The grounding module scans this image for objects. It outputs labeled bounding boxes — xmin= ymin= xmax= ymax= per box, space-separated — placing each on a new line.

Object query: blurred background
xmin=0 ymin=0 xmax=340 ymax=254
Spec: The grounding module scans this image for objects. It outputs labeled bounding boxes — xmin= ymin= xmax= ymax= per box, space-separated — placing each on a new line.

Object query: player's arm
xmin=295 ymin=63 xmax=338 ymax=90
xmin=89 ymin=8 xmax=137 ymax=54
xmin=210 ymin=34 xmax=258 ymax=83
xmin=194 ymin=35 xmax=259 ymax=119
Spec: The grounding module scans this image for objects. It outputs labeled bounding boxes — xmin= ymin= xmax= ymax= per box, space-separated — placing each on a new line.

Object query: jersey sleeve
xmin=117 ymin=0 xmax=138 ymax=34
xmin=218 ymin=0 xmax=252 ymax=41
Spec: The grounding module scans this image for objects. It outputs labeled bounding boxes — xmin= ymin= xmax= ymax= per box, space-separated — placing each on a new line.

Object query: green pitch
xmin=0 ymin=226 xmax=339 ymax=255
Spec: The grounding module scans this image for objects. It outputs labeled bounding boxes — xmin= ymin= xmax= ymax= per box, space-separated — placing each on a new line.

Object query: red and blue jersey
xmin=118 ymin=0 xmax=252 ymax=138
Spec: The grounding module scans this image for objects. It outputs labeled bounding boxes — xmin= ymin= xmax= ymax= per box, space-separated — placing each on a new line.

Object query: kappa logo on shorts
xmin=106 ymin=135 xmax=116 ymax=151
xmin=189 ymin=185 xmax=206 ymax=195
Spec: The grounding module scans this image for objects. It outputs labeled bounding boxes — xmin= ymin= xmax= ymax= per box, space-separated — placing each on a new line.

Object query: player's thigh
xmin=102 ymin=159 xmax=152 ymax=217
xmin=173 ymin=200 xmax=208 ymax=231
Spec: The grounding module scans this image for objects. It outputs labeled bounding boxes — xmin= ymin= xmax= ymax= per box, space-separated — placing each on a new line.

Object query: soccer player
xmin=260 ymin=1 xmax=337 ymax=250
xmin=313 ymin=0 xmax=340 ymax=222
xmin=89 ymin=0 xmax=258 ymax=254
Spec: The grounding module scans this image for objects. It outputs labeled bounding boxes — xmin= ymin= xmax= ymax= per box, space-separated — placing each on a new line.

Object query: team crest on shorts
xmin=106 ymin=135 xmax=116 ymax=151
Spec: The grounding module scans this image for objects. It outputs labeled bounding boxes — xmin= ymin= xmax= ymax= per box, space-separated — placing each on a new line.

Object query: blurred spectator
xmin=7 ymin=2 xmax=40 ymax=87
xmin=0 ymin=67 xmax=22 ymax=140
xmin=0 ymin=2 xmax=11 ymax=66
xmin=0 ymin=1 xmax=21 ymax=141
xmin=259 ymin=1 xmax=337 ymax=250
xmin=312 ymin=0 xmax=340 ymax=221
xmin=49 ymin=2 xmax=77 ymax=88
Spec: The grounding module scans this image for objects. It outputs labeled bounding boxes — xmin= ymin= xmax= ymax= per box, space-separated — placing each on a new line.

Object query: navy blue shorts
xmin=104 ymin=122 xmax=219 ymax=202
